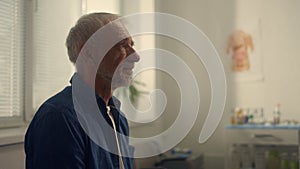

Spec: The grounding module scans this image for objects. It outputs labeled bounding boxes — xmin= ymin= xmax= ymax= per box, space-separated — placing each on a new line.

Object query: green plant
xmin=128 ymin=80 xmax=148 ymax=104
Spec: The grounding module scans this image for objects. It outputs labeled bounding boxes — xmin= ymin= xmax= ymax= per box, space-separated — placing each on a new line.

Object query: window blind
xmin=0 ymin=0 xmax=24 ymax=117
xmin=32 ymin=0 xmax=79 ymax=110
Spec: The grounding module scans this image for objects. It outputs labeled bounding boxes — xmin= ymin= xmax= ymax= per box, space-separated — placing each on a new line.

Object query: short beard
xmin=111 ymin=73 xmax=132 ymax=90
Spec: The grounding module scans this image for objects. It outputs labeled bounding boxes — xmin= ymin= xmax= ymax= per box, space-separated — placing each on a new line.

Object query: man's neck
xmin=95 ymin=76 xmax=113 ymax=105
xmin=77 ymin=72 xmax=113 ymax=105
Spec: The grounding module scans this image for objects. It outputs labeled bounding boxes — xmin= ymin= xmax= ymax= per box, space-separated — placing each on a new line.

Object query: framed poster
xmin=226 ymin=19 xmax=264 ymax=82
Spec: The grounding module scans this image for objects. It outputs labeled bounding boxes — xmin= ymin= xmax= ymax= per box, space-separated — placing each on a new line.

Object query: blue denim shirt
xmin=25 ymin=73 xmax=134 ymax=169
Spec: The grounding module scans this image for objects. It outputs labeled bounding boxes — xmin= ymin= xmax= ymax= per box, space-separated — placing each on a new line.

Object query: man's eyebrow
xmin=117 ymin=38 xmax=134 ymax=46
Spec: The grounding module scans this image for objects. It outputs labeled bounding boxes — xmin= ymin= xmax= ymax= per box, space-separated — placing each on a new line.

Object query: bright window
xmin=0 ymin=0 xmax=80 ymax=128
xmin=0 ymin=0 xmax=24 ymax=119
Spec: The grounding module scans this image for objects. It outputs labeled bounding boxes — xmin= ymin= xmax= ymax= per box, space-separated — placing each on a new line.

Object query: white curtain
xmin=32 ymin=0 xmax=81 ymax=110
xmin=0 ymin=0 xmax=24 ymax=117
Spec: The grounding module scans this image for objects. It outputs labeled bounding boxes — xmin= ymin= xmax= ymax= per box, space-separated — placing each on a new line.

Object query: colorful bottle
xmin=273 ymin=103 xmax=281 ymax=125
xmin=230 ymin=109 xmax=236 ymax=125
xmin=236 ymin=108 xmax=244 ymax=125
xmin=243 ymin=109 xmax=249 ymax=124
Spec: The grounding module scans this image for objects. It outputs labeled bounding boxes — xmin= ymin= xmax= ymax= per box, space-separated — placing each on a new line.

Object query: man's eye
xmin=120 ymin=42 xmax=127 ymax=47
xmin=122 ymin=44 xmax=131 ymax=49
xmin=120 ymin=45 xmax=127 ymax=50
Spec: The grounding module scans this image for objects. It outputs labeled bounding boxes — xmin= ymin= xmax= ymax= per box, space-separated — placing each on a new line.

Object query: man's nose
xmin=127 ymin=48 xmax=140 ymax=62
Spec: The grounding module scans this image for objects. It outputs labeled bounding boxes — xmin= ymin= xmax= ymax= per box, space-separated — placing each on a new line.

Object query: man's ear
xmin=246 ymin=34 xmax=254 ymax=52
xmin=76 ymin=44 xmax=98 ymax=76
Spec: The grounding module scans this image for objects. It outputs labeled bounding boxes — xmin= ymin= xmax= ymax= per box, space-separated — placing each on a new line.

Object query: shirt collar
xmin=70 ymin=73 xmax=121 ymax=110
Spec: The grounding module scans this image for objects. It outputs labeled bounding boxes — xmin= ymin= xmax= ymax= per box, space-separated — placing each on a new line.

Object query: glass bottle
xmin=289 ymin=152 xmax=299 ymax=169
xmin=280 ymin=152 xmax=289 ymax=169
xmin=273 ymin=103 xmax=281 ymax=125
xmin=267 ymin=148 xmax=280 ymax=169
xmin=254 ymin=146 xmax=266 ymax=169
xmin=230 ymin=144 xmax=241 ymax=169
xmin=230 ymin=108 xmax=236 ymax=125
xmin=241 ymin=145 xmax=252 ymax=169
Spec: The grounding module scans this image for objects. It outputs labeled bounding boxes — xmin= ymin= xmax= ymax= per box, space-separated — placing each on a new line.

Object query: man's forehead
xmin=108 ymin=21 xmax=131 ymax=39
xmin=119 ymin=37 xmax=133 ymax=43
xmin=82 ymin=20 xmax=132 ymax=56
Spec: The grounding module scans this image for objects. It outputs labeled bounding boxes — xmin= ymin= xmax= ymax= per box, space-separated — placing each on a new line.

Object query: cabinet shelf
xmin=225 ymin=125 xmax=300 ymax=169
xmin=227 ymin=124 xmax=300 ymax=130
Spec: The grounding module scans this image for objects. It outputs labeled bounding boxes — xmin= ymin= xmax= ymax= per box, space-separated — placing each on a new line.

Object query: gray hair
xmin=66 ymin=12 xmax=119 ymax=64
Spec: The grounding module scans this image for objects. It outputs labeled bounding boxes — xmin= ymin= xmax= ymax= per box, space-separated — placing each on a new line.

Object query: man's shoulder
xmin=46 ymin=86 xmax=73 ymax=107
xmin=34 ymin=86 xmax=76 ymax=121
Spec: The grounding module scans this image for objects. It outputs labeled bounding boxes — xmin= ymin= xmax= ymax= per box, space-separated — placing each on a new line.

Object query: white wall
xmin=0 ymin=144 xmax=25 ymax=169
xmin=85 ymin=0 xmax=119 ymax=13
xmin=154 ymin=1 xmax=235 ymax=168
xmin=234 ymin=0 xmax=300 ymax=121
xmin=155 ymin=0 xmax=300 ymax=168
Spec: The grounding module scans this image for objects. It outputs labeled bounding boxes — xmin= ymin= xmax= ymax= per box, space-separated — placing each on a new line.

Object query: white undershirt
xmin=107 ymin=106 xmax=125 ymax=169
